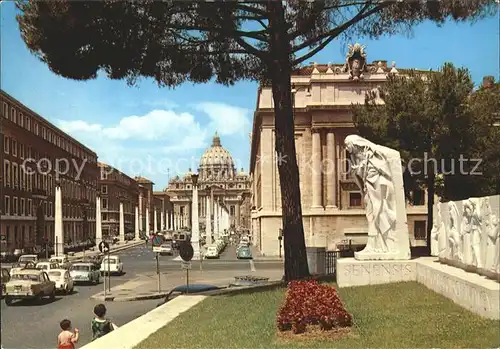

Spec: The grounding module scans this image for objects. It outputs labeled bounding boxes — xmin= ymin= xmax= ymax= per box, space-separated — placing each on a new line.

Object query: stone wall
xmin=431 ymin=194 xmax=499 ymax=280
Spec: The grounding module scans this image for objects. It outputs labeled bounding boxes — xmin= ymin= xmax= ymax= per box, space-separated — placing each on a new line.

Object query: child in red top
xmin=57 ymin=319 xmax=79 ymax=349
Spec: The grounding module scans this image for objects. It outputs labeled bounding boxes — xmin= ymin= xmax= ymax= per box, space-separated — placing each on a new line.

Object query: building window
xmin=27 ymin=199 xmax=32 ymax=216
xmin=13 ymin=163 xmax=18 ymax=188
xmin=13 ymin=197 xmax=18 ymax=215
xmin=42 ymin=127 xmax=46 ymax=139
xmin=411 ymin=189 xmax=425 ymax=206
xmin=26 ymin=116 xmax=31 ymax=131
xmin=4 ymin=160 xmax=10 ymax=187
xmin=19 ymin=113 xmax=24 ymax=127
xmin=12 ymin=139 xmax=17 ymax=157
xmin=230 ymin=205 xmax=235 ymax=216
xmin=20 ymin=198 xmax=25 ymax=216
xmin=102 ymin=198 xmax=108 ymax=209
xmin=2 ymin=103 xmax=8 ymax=118
xmin=11 ymin=107 xmax=16 ymax=123
xmin=4 ymin=196 xmax=10 ymax=215
xmin=349 ymin=192 xmax=362 ymax=207
xmin=34 ymin=123 xmax=39 ymax=135
xmin=101 ymin=185 xmax=108 ymax=194
xmin=44 ymin=201 xmax=47 ymax=216
xmin=414 ymin=221 xmax=427 ymax=240
xmin=3 ymin=136 xmax=9 ymax=154
xmin=102 ymin=213 xmax=108 ymax=221
xmin=49 ymin=202 xmax=53 ymax=217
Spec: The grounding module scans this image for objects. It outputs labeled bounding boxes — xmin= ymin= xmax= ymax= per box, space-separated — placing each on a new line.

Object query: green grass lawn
xmin=135 ymin=281 xmax=500 ymax=349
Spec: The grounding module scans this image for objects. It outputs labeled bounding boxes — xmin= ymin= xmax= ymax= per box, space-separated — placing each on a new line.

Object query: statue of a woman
xmin=447 ymin=201 xmax=461 ymax=261
xmin=431 ymin=202 xmax=447 ymax=258
xmin=487 ymin=214 xmax=499 ymax=273
xmin=462 ymin=199 xmax=483 ymax=268
xmin=345 ymin=135 xmax=398 ymax=255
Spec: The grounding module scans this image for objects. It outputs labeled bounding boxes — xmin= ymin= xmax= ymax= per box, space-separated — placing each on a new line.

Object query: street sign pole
xmin=186 ymin=267 xmax=189 ymax=294
xmin=178 ymin=242 xmax=193 ymax=295
xmin=98 ymin=241 xmax=111 ymax=299
xmin=156 ymin=252 xmax=161 ymax=293
xmin=107 ymin=251 xmax=111 ymax=292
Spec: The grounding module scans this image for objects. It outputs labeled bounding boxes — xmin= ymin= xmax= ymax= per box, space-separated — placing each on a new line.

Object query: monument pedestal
xmin=337 ymin=258 xmax=416 ymax=287
xmin=354 ymin=250 xmax=411 ymax=260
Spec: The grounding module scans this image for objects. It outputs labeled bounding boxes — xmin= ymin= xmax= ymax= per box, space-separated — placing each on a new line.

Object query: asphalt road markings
xmin=250 ymin=260 xmax=256 ymax=272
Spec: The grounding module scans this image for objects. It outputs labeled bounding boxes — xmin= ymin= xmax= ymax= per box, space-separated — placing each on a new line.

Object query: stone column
xmin=161 ymin=210 xmax=165 ymax=231
xmin=134 ymin=206 xmax=140 ymax=240
xmin=119 ymin=202 xmax=125 ymax=242
xmin=214 ymin=199 xmax=219 ymax=241
xmin=145 ymin=207 xmax=150 ymax=235
xmin=326 ymin=131 xmax=337 ymax=208
xmin=138 ymin=194 xmax=143 ymax=232
xmin=95 ymin=196 xmax=102 ymax=247
xmin=311 ymin=128 xmax=322 ymax=209
xmin=191 ymin=181 xmax=200 ymax=259
xmin=236 ymin=202 xmax=241 ymax=228
xmin=206 ymin=196 xmax=212 ymax=243
xmin=54 ymin=184 xmax=64 ymax=256
xmin=173 ymin=212 xmax=177 ymax=230
xmin=154 ymin=209 xmax=158 ymax=233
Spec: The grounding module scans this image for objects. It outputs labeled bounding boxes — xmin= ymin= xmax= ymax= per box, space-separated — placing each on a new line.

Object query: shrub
xmin=276 ymin=280 xmax=352 ymax=333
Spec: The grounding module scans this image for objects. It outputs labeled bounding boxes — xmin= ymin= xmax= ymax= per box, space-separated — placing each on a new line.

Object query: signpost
xmin=151 ymin=234 xmax=164 ymax=293
xmin=179 ymin=242 xmax=194 ymax=293
xmin=99 ymin=241 xmax=110 ymax=297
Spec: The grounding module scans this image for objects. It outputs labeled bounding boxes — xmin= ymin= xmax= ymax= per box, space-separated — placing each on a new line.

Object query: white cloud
xmin=193 ymin=102 xmax=250 ymax=136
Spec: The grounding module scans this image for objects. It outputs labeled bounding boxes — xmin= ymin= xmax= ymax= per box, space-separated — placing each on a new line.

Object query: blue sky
xmin=1 ymin=2 xmax=498 ymax=190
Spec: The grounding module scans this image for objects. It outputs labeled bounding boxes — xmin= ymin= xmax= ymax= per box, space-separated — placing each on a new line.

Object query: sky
xmin=1 ymin=2 xmax=498 ymax=190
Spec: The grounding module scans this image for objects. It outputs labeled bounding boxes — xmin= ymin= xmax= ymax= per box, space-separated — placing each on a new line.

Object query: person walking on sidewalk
xmin=57 ymin=319 xmax=79 ymax=349
xmin=91 ymin=304 xmax=119 ymax=341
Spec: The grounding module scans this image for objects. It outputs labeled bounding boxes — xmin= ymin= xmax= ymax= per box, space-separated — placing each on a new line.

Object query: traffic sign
xmin=181 ymin=261 xmax=192 ymax=270
xmin=99 ymin=241 xmax=110 ymax=253
xmin=152 ymin=234 xmax=164 ymax=247
xmin=179 ymin=242 xmax=194 ymax=262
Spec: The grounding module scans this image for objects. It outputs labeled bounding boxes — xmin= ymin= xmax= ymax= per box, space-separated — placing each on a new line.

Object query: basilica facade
xmin=166 ymin=132 xmax=251 ymax=235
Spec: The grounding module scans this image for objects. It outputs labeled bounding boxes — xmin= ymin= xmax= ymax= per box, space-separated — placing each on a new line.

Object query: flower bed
xmin=276 ymin=280 xmax=352 ymax=335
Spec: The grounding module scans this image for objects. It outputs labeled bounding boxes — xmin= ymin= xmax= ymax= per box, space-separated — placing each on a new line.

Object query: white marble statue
xmin=344 ymin=135 xmax=410 ymax=260
xmin=447 ymin=201 xmax=462 ymax=262
xmin=462 ymin=198 xmax=483 ymax=269
xmin=430 ymin=201 xmax=445 ymax=257
xmin=486 ymin=214 xmax=499 ymax=273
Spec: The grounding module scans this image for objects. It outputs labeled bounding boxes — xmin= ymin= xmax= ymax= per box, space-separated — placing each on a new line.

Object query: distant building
xmin=166 ymin=132 xmax=251 ymax=233
xmin=135 ymin=176 xmax=155 ymax=233
xmin=152 ymin=191 xmax=173 ymax=232
xmin=1 ymin=90 xmax=99 ymax=252
xmin=249 ymin=44 xmax=428 ymax=256
xmin=98 ymin=162 xmax=139 ymax=237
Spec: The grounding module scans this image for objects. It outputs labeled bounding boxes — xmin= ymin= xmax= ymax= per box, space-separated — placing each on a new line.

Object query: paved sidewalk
xmin=69 ymin=240 xmax=144 ymax=261
xmin=251 ymin=245 xmax=284 ymax=261
xmin=90 ymin=269 xmax=283 ymax=301
xmin=80 ymin=294 xmax=207 ymax=349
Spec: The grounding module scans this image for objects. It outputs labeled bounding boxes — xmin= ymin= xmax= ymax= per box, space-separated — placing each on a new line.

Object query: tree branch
xmin=292 ymin=36 xmax=336 ymax=66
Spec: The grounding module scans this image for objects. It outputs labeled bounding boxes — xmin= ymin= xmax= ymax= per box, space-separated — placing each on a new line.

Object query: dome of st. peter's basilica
xmin=199 ymin=132 xmax=236 ymax=180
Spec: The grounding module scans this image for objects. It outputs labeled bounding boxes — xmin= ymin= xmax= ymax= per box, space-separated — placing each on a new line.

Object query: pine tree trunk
xmin=267 ymin=2 xmax=310 ymax=281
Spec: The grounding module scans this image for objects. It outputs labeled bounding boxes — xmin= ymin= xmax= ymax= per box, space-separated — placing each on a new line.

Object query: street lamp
xmin=278 ymin=228 xmax=283 ymax=259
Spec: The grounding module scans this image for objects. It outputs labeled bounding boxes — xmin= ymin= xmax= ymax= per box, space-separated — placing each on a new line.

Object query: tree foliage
xmin=16 ymin=0 xmax=496 ymax=279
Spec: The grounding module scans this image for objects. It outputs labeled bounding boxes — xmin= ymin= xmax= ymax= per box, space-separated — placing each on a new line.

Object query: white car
xmin=70 ymin=263 xmax=101 ymax=285
xmin=36 ymin=262 xmax=60 ymax=272
xmin=48 ymin=269 xmax=74 ymax=294
xmin=49 ymin=256 xmax=70 ymax=269
xmin=205 ymin=245 xmax=219 ymax=259
xmin=100 ymin=256 xmax=124 ymax=275
xmin=159 ymin=244 xmax=173 ymax=256
xmin=18 ymin=254 xmax=39 ymax=264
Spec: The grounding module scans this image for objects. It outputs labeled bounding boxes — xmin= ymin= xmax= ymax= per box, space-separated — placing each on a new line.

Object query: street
xmin=1 ymin=244 xmax=283 ymax=349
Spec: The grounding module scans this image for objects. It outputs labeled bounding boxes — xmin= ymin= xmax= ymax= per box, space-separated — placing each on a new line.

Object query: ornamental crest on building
xmin=342 ymin=43 xmax=367 ymax=81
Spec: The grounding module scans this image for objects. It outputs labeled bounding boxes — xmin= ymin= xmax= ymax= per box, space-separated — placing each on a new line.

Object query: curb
xmin=91 ymin=291 xmax=170 ymax=302
xmin=71 ymin=241 xmax=144 ymax=262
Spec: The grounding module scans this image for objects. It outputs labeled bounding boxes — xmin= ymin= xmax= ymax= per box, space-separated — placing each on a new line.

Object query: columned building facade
xmin=135 ymin=176 xmax=154 ymax=233
xmin=167 ymin=133 xmax=251 ymax=234
xmin=249 ymin=44 xmax=428 ymax=256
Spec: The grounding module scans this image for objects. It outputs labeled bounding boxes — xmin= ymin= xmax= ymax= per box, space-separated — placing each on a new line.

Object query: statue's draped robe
xmin=351 ymin=149 xmax=397 ymax=253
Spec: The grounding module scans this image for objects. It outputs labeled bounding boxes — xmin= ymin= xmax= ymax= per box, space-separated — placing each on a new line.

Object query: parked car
xmin=10 ymin=261 xmax=37 ymax=275
xmin=1 ymin=267 xmax=11 ymax=297
xmin=36 ymin=262 xmax=60 ymax=272
xmin=48 ymin=269 xmax=74 ymax=294
xmin=159 ymin=243 xmax=173 ymax=256
xmin=18 ymin=254 xmax=39 ymax=264
xmin=100 ymin=255 xmax=124 ymax=275
xmin=4 ymin=269 xmax=56 ymax=305
xmin=236 ymin=246 xmax=253 ymax=259
xmin=70 ymin=263 xmax=101 ymax=284
xmin=205 ymin=245 xmax=219 ymax=259
xmin=49 ymin=255 xmax=70 ymax=269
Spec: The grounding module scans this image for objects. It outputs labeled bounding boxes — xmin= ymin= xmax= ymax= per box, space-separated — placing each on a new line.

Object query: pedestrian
xmin=91 ymin=303 xmax=118 ymax=341
xmin=57 ymin=319 xmax=79 ymax=349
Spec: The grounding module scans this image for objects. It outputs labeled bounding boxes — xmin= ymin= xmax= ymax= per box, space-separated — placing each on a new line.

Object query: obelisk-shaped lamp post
xmin=54 ymin=178 xmax=64 ymax=256
xmin=191 ymin=173 xmax=201 ymax=260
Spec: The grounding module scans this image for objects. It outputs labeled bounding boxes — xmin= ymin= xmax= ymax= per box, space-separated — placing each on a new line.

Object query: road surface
xmin=1 ymin=244 xmax=282 ymax=348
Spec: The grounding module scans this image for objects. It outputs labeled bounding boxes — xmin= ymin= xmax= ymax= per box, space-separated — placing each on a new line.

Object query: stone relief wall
xmin=431 ymin=195 xmax=500 ymax=280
